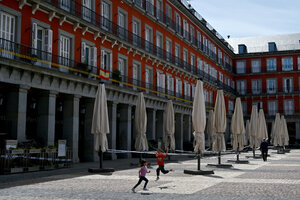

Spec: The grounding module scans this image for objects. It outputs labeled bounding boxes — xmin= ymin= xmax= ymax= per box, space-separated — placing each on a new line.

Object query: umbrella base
xmin=284 ymin=149 xmax=291 ymax=153
xmin=183 ymin=169 xmax=214 ymax=175
xmin=88 ymin=168 xmax=115 ymax=173
xmin=227 ymin=160 xmax=249 ymax=164
xmin=207 ymin=164 xmax=232 ymax=168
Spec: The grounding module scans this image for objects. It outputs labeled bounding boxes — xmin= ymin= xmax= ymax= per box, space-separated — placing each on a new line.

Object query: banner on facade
xmin=5 ymin=140 xmax=17 ymax=150
xmin=99 ymin=68 xmax=110 ymax=80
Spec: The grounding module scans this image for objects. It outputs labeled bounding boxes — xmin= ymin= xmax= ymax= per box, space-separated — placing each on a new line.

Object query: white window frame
xmin=236 ymin=60 xmax=246 ymax=74
xmin=283 ymin=77 xmax=293 ymax=93
xmin=267 ymin=58 xmax=277 ymax=71
xmin=251 ymin=79 xmax=261 ymax=94
xmin=282 ymin=57 xmax=293 ymax=71
xmin=236 ymin=80 xmax=246 ymax=95
xmin=266 ymin=79 xmax=277 ymax=94
xmin=251 ymin=59 xmax=261 ymax=73
xmin=284 ymin=99 xmax=294 ymax=115
xmin=268 ymin=101 xmax=277 ymax=116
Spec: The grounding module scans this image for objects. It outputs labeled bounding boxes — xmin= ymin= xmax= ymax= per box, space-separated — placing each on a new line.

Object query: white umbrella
xmin=245 ymin=120 xmax=250 ymax=145
xmin=257 ymin=109 xmax=268 ymax=145
xmin=206 ymin=110 xmax=215 ymax=148
xmin=91 ymin=84 xmax=110 ymax=152
xmin=135 ymin=93 xmax=148 ymax=151
xmin=272 ymin=113 xmax=282 ymax=147
xmin=231 ymin=98 xmax=245 ymax=152
xmin=212 ymin=90 xmax=226 ymax=152
xmin=280 ymin=116 xmax=289 ymax=146
xmin=249 ymin=105 xmax=258 ymax=148
xmin=164 ymin=100 xmax=175 ymax=151
xmin=192 ymin=80 xmax=206 ymax=153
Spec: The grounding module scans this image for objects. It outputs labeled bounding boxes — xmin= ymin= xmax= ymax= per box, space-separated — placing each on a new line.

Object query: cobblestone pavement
xmin=1 ymin=149 xmax=300 ymax=200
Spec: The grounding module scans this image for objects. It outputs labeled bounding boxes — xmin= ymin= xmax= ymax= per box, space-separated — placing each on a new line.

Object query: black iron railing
xmin=236 ymin=86 xmax=300 ymax=96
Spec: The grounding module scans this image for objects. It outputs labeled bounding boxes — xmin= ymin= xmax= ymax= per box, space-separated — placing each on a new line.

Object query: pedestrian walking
xmin=132 ymin=159 xmax=150 ymax=193
xmin=260 ymin=138 xmax=268 ymax=161
xmin=156 ymin=148 xmax=173 ymax=181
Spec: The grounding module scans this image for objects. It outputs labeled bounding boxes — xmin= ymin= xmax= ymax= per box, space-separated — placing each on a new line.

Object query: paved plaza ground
xmin=0 ymin=149 xmax=300 ymax=200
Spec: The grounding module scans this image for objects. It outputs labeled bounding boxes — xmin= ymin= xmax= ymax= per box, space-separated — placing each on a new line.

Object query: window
xmin=101 ymin=0 xmax=111 ymax=31
xmin=197 ymin=57 xmax=203 ymax=73
xmin=166 ymin=73 xmax=174 ymax=95
xmin=203 ymin=89 xmax=208 ymax=103
xmin=183 ymin=19 xmax=189 ymax=40
xmin=118 ymin=9 xmax=128 ymax=40
xmin=60 ymin=0 xmax=71 ymax=11
xmin=156 ymin=32 xmax=163 ymax=57
xmin=175 ymin=78 xmax=182 ymax=97
xmin=267 ymin=58 xmax=277 ymax=71
xmin=266 ymin=79 xmax=277 ymax=94
xmin=228 ymin=100 xmax=234 ymax=114
xmin=231 ymin=80 xmax=235 ymax=89
xmin=156 ymin=0 xmax=163 ymax=21
xmin=81 ymin=41 xmax=97 ymax=74
xmin=132 ymin=61 xmax=141 ymax=90
xmin=146 ymin=0 xmax=154 ymax=15
xmin=82 ymin=0 xmax=92 ymax=22
xmin=133 ymin=0 xmax=142 ymax=7
xmin=184 ymin=81 xmax=191 ymax=99
xmin=166 ymin=38 xmax=172 ymax=61
xmin=156 ymin=70 xmax=165 ymax=94
xmin=101 ymin=48 xmax=112 ymax=75
xmin=236 ymin=60 xmax=246 ymax=74
xmin=0 ymin=11 xmax=15 ymax=58
xmin=202 ymin=36 xmax=207 ymax=53
xmin=298 ymin=56 xmax=300 ymax=70
xmin=268 ymin=101 xmax=277 ymax=116
xmin=191 ymin=84 xmax=195 ymax=98
xmin=238 ymin=81 xmax=244 ymax=93
xmin=118 ymin=56 xmax=128 ymax=85
xmin=251 ymin=79 xmax=261 ymax=94
xmin=59 ymin=35 xmax=72 ymax=71
xmin=283 ymin=77 xmax=293 ymax=93
xmin=196 ymin=31 xmax=201 ymax=49
xmin=218 ymin=49 xmax=223 ymax=65
xmin=132 ymin=17 xmax=141 ymax=46
xmin=145 ymin=25 xmax=153 ymax=52
xmin=209 ymin=91 xmax=213 ymax=103
xmin=175 ymin=44 xmax=180 ymax=65
xmin=284 ymin=99 xmax=294 ymax=115
xmin=190 ymin=54 xmax=195 ymax=72
xmin=145 ymin=66 xmax=153 ymax=92
xmin=31 ymin=22 xmax=52 ymax=66
xmin=251 ymin=59 xmax=261 ymax=73
xmin=282 ymin=57 xmax=293 ymax=71
xmin=175 ymin=12 xmax=181 ymax=34
xmin=190 ymin=25 xmax=194 ymax=44
xmin=219 ymin=72 xmax=223 ymax=82
xmin=183 ymin=49 xmax=188 ymax=69
xmin=165 ymin=4 xmax=172 ymax=26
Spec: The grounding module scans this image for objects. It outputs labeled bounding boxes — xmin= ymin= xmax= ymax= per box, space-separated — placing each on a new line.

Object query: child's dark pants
xmin=156 ymin=165 xmax=169 ymax=176
xmin=133 ymin=176 xmax=148 ymax=189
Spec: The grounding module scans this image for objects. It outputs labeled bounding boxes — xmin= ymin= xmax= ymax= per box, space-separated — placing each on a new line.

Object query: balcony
xmin=236 ymin=86 xmax=300 ymax=96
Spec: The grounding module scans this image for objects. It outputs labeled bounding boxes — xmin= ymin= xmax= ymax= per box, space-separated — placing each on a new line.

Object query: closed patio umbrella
xmin=272 ymin=113 xmax=282 ymax=147
xmin=280 ymin=115 xmax=289 ymax=147
xmin=257 ymin=109 xmax=268 ymax=145
xmin=249 ymin=105 xmax=258 ymax=157
xmin=231 ymin=98 xmax=245 ymax=152
xmin=135 ymin=93 xmax=148 ymax=152
xmin=209 ymin=90 xmax=230 ymax=167
xmin=164 ymin=100 xmax=175 ymax=151
xmin=184 ymin=80 xmax=213 ymax=175
xmin=89 ymin=84 xmax=114 ymax=173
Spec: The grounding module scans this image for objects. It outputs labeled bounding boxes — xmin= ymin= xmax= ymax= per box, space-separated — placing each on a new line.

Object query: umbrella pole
xmin=218 ymin=151 xmax=221 ymax=165
xmin=237 ymin=143 xmax=240 ymax=162
xmin=98 ymin=147 xmax=103 ymax=169
xmin=197 ymin=151 xmax=201 ymax=171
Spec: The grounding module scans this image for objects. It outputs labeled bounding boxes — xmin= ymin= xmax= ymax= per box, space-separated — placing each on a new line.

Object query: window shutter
xmin=101 ymin=50 xmax=104 ymax=69
xmin=32 ymin=23 xmax=37 ymax=55
xmin=156 ymin=71 xmax=160 ymax=88
xmin=81 ymin=42 xmax=86 ymax=63
xmin=92 ymin=47 xmax=97 ymax=67
xmin=171 ymin=77 xmax=174 ymax=92
xmin=175 ymin=79 xmax=179 ymax=93
xmin=45 ymin=29 xmax=53 ymax=62
xmin=161 ymin=74 xmax=165 ymax=89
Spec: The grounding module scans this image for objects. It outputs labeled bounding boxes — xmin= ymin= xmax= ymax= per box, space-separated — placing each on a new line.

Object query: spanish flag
xmin=99 ymin=68 xmax=110 ymax=80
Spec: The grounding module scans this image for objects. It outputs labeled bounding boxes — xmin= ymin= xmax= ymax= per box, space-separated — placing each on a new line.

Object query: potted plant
xmin=112 ymin=69 xmax=121 ymax=83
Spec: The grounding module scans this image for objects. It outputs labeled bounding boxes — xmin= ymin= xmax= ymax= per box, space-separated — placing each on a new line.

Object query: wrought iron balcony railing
xmin=236 ymin=87 xmax=300 ymax=96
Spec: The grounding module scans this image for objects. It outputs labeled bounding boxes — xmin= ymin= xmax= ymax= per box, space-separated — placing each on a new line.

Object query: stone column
xmin=119 ymin=104 xmax=132 ymax=158
xmin=84 ymin=98 xmax=97 ymax=162
xmin=6 ymin=85 xmax=29 ymax=142
xmin=146 ymin=109 xmax=156 ymax=140
xmin=107 ymin=102 xmax=117 ymax=160
xmin=63 ymin=95 xmax=80 ymax=163
xmin=37 ymin=90 xmax=57 ymax=146
xmin=175 ymin=113 xmax=184 ymax=150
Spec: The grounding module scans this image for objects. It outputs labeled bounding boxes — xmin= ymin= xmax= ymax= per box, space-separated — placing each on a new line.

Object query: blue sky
xmin=190 ymin=0 xmax=300 ymax=38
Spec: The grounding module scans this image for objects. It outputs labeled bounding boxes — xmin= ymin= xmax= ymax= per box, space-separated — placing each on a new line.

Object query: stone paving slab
xmin=0 ymin=149 xmax=300 ymax=200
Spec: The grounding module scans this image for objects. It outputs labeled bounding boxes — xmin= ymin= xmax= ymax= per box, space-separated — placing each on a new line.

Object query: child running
xmin=132 ymin=159 xmax=150 ymax=193
xmin=155 ymin=148 xmax=173 ymax=181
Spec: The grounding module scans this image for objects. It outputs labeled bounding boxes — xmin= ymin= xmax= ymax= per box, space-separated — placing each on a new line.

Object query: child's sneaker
xmin=143 ymin=188 xmax=149 ymax=191
xmin=169 ymin=169 xmax=174 ymax=172
xmin=132 ymin=188 xmax=136 ymax=193
xmin=155 ymin=177 xmax=159 ymax=181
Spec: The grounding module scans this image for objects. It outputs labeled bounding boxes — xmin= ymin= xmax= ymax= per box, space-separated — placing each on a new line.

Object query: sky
xmin=190 ymin=0 xmax=300 ymax=39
